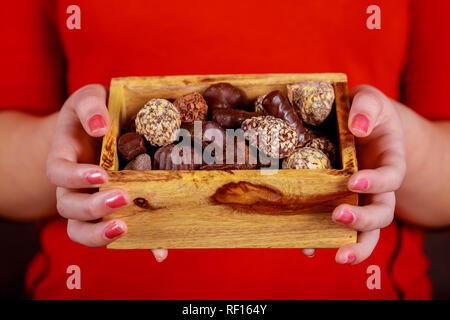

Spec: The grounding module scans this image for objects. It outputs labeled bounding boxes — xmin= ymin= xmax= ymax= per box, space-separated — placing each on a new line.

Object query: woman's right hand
xmin=46 ymin=84 xmax=167 ymax=262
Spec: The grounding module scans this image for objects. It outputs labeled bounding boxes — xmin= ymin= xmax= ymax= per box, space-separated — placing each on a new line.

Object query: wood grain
xmin=100 ymin=73 xmax=358 ymax=249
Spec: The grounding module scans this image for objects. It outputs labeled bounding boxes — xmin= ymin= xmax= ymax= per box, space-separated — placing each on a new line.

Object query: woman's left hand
xmin=302 ymin=85 xmax=406 ymax=265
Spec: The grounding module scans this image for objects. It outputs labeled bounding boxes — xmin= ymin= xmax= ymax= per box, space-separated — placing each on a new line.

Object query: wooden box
xmin=100 ymin=73 xmax=358 ymax=249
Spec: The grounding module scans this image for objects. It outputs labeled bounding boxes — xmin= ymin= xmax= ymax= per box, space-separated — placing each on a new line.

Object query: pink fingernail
xmin=345 ymin=255 xmax=356 ymax=265
xmin=105 ymin=222 xmax=124 ymax=239
xmin=105 ymin=193 xmax=128 ymax=209
xmin=351 ymin=114 xmax=369 ymax=133
xmin=86 ymin=170 xmax=105 ymax=185
xmin=336 ymin=210 xmax=355 ymax=224
xmin=350 ymin=178 xmax=368 ymax=191
xmin=88 ymin=114 xmax=106 ymax=133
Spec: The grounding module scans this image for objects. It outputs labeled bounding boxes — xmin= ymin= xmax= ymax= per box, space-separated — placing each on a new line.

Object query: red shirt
xmin=2 ymin=0 xmax=449 ymax=299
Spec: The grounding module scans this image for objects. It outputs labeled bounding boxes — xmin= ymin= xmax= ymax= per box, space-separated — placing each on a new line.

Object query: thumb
xmin=64 ymin=84 xmax=110 ymax=138
xmin=348 ymin=85 xmax=389 ymax=138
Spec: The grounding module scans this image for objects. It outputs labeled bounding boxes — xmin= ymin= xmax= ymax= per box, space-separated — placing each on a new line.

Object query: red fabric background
xmin=0 ymin=0 xmax=448 ymax=299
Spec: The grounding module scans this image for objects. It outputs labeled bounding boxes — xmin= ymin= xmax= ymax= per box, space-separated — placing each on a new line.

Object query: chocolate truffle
xmin=287 ymin=81 xmax=334 ymax=126
xmin=135 ymin=99 xmax=181 ymax=146
xmin=241 ymin=115 xmax=297 ymax=159
xmin=304 ymin=137 xmax=337 ymax=163
xmin=282 ymin=147 xmax=331 ymax=169
xmin=173 ymin=92 xmax=208 ymax=122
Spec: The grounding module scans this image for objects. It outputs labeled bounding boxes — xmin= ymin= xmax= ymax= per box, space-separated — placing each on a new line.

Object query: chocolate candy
xmin=124 ymin=153 xmax=152 ymax=170
xmin=200 ymin=138 xmax=257 ymax=170
xmin=135 ymin=99 xmax=181 ymax=146
xmin=153 ymin=144 xmax=202 ymax=170
xmin=203 ymin=83 xmax=248 ymax=110
xmin=173 ymin=92 xmax=208 ymax=122
xmin=262 ymin=90 xmax=309 ymax=146
xmin=304 ymin=125 xmax=325 ymax=140
xmin=304 ymin=137 xmax=337 ymax=163
xmin=180 ymin=121 xmax=226 ymax=149
xmin=121 ymin=115 xmax=137 ymax=133
xmin=117 ymin=132 xmax=147 ymax=161
xmin=212 ymin=109 xmax=260 ymax=129
xmin=287 ymin=81 xmax=334 ymax=126
xmin=241 ymin=115 xmax=297 ymax=159
xmin=282 ymin=147 xmax=331 ymax=169
xmin=254 ymin=94 xmax=266 ymax=114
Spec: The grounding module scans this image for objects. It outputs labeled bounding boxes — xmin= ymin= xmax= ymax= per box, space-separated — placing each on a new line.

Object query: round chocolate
xmin=241 ymin=115 xmax=297 ymax=159
xmin=282 ymin=147 xmax=331 ymax=169
xmin=287 ymin=81 xmax=334 ymax=126
xmin=203 ymin=82 xmax=248 ymax=110
xmin=135 ymin=99 xmax=181 ymax=146
xmin=173 ymin=92 xmax=208 ymax=122
xmin=304 ymin=137 xmax=337 ymax=163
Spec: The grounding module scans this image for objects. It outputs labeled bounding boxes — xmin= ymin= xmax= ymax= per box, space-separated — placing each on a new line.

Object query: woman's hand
xmin=46 ymin=84 xmax=167 ymax=262
xmin=303 ymin=85 xmax=406 ymax=265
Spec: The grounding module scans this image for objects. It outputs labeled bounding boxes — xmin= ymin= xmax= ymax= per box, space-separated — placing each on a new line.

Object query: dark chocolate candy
xmin=121 ymin=116 xmax=137 ymax=134
xmin=180 ymin=121 xmax=226 ymax=149
xmin=153 ymin=144 xmax=203 ymax=170
xmin=124 ymin=153 xmax=152 ymax=170
xmin=203 ymin=82 xmax=248 ymax=110
xmin=212 ymin=109 xmax=260 ymax=129
xmin=117 ymin=132 xmax=147 ymax=161
xmin=173 ymin=92 xmax=208 ymax=122
xmin=262 ymin=90 xmax=309 ymax=146
xmin=200 ymin=136 xmax=257 ymax=170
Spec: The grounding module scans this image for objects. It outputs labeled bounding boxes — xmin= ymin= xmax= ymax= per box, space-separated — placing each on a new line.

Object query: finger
xmin=348 ymin=162 xmax=405 ymax=194
xmin=151 ymin=249 xmax=168 ymax=262
xmin=332 ymin=192 xmax=395 ymax=231
xmin=348 ymin=86 xmax=406 ymax=192
xmin=67 ymin=218 xmax=127 ymax=247
xmin=348 ymin=85 xmax=388 ymax=137
xmin=56 ymin=187 xmax=129 ymax=221
xmin=335 ymin=229 xmax=380 ymax=265
xmin=67 ymin=84 xmax=110 ymax=137
xmin=302 ymin=248 xmax=316 ymax=258
xmin=47 ymin=84 xmax=110 ymax=187
xmin=47 ymin=157 xmax=108 ymax=189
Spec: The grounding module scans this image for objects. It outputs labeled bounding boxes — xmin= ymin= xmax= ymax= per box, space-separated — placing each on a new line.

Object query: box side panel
xmin=102 ymin=170 xmax=357 ymax=249
xmin=335 ymin=82 xmax=357 ymax=172
xmin=100 ymin=85 xmax=123 ymax=171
